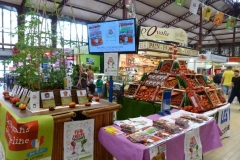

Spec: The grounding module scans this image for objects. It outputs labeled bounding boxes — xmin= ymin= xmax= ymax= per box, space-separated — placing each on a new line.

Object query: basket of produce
xmin=195 ymin=75 xmax=208 ymax=87
xmin=144 ymin=73 xmax=167 ymax=87
xmin=159 ymin=60 xmax=174 ymax=73
xmin=162 ymin=75 xmax=178 ymax=88
xmin=186 ymin=89 xmax=205 ymax=113
xmin=170 ymin=89 xmax=185 ymax=108
xmin=216 ymin=89 xmax=227 ymax=105
xmin=195 ymin=90 xmax=214 ymax=111
xmin=135 ymin=85 xmax=159 ymax=102
xmin=179 ymin=74 xmax=201 ymax=89
xmin=206 ymin=89 xmax=222 ymax=107
xmin=125 ymin=84 xmax=141 ymax=98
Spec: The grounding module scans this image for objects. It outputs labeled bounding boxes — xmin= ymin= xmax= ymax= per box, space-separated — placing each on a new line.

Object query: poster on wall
xmin=184 ymin=128 xmax=202 ymax=160
xmin=64 ymin=119 xmax=94 ymax=160
xmin=86 ymin=58 xmax=94 ymax=65
xmin=218 ymin=105 xmax=230 ymax=139
xmin=0 ymin=102 xmax=54 ymax=160
xmin=104 ymin=53 xmax=118 ymax=76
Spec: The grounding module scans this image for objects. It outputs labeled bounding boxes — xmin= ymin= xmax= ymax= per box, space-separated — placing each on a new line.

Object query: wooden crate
xmin=170 ymin=89 xmax=186 ymax=108
xmin=124 ymin=84 xmax=141 ymax=98
xmin=159 ymin=60 xmax=174 ymax=73
xmin=216 ymin=89 xmax=228 ymax=105
xmin=135 ymin=85 xmax=159 ymax=102
xmin=144 ymin=72 xmax=167 ymax=87
xmin=206 ymin=89 xmax=222 ymax=107
xmin=195 ymin=90 xmax=214 ymax=111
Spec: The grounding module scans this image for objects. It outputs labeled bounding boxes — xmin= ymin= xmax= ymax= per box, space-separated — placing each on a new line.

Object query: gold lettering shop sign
xmin=140 ymin=26 xmax=188 ymax=45
xmin=139 ymin=41 xmax=199 ymax=57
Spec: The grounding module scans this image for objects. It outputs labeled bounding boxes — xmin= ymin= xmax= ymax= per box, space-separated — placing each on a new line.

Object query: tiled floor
xmin=203 ymin=100 xmax=240 ymax=160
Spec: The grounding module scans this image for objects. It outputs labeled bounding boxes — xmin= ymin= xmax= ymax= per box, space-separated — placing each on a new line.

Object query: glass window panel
xmin=3 ymin=9 xmax=10 ymax=29
xmin=46 ymin=18 xmax=51 ymax=33
xmin=0 ymin=61 xmax=4 ymax=70
xmin=77 ymin=24 xmax=82 ymax=41
xmin=11 ymin=11 xmax=18 ymax=31
xmin=0 ymin=9 xmax=2 ymax=28
xmin=0 ymin=32 xmax=2 ymax=43
xmin=4 ymin=32 xmax=11 ymax=43
xmin=64 ymin=21 xmax=70 ymax=40
xmin=71 ymin=23 xmax=76 ymax=41
xmin=82 ymin=25 xmax=87 ymax=42
xmin=12 ymin=34 xmax=18 ymax=44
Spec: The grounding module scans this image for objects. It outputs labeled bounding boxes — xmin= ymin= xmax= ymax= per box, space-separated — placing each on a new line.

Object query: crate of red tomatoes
xmin=135 ymin=85 xmax=159 ymax=102
xmin=216 ymin=89 xmax=227 ymax=105
xmin=154 ymin=87 xmax=164 ymax=102
xmin=195 ymin=90 xmax=214 ymax=111
xmin=144 ymin=73 xmax=167 ymax=87
xmin=195 ymin=75 xmax=208 ymax=87
xmin=185 ymin=89 xmax=205 ymax=113
xmin=124 ymin=84 xmax=141 ymax=98
xmin=170 ymin=89 xmax=186 ymax=108
xmin=179 ymin=74 xmax=201 ymax=89
xmin=159 ymin=60 xmax=174 ymax=73
xmin=162 ymin=75 xmax=181 ymax=89
xmin=206 ymin=89 xmax=222 ymax=107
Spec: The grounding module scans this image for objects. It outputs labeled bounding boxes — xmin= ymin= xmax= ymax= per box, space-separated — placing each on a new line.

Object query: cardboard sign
xmin=29 ymin=91 xmax=40 ymax=111
xmin=60 ymin=90 xmax=72 ymax=106
xmin=77 ymin=90 xmax=88 ymax=104
xmin=41 ymin=92 xmax=55 ymax=108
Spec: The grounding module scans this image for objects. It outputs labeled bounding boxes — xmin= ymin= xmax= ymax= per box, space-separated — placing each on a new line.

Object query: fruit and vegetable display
xmin=125 ymin=60 xmax=228 ymax=113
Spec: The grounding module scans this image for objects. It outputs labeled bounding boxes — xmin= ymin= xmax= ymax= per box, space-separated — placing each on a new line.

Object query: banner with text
xmin=189 ymin=0 xmax=200 ymax=15
xmin=218 ymin=104 xmax=230 ymax=139
xmin=0 ymin=101 xmax=54 ymax=160
xmin=64 ymin=119 xmax=94 ymax=160
xmin=140 ymin=27 xmax=188 ymax=45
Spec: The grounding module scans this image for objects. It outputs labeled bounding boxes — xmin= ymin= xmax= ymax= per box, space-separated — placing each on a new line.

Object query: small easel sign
xmin=60 ymin=90 xmax=72 ymax=106
xmin=77 ymin=90 xmax=88 ymax=104
xmin=41 ymin=91 xmax=55 ymax=108
xmin=29 ymin=91 xmax=40 ymax=111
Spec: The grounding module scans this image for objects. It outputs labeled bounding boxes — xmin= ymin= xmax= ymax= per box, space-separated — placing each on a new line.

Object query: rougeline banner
xmin=0 ymin=101 xmax=54 ymax=160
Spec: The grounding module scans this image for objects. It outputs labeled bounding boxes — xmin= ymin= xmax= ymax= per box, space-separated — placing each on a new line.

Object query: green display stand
xmin=116 ymin=97 xmax=161 ymax=120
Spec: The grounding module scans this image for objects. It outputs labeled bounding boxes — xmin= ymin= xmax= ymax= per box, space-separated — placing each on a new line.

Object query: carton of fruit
xmin=175 ymin=118 xmax=189 ymax=128
xmin=159 ymin=60 xmax=174 ymax=73
xmin=164 ymin=123 xmax=181 ymax=134
xmin=186 ymin=90 xmax=205 ymax=112
xmin=162 ymin=75 xmax=179 ymax=88
xmin=216 ymin=89 xmax=227 ymax=105
xmin=206 ymin=89 xmax=222 ymax=107
xmin=124 ymin=84 xmax=141 ymax=98
xmin=195 ymin=90 xmax=214 ymax=111
xmin=195 ymin=74 xmax=208 ymax=87
xmin=135 ymin=85 xmax=159 ymax=102
xmin=170 ymin=89 xmax=186 ymax=108
xmin=144 ymin=73 xmax=167 ymax=87
xmin=154 ymin=87 xmax=164 ymax=102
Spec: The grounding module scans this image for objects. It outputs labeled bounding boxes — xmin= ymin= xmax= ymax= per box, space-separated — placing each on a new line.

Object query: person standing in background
xmin=87 ymin=65 xmax=94 ymax=82
xmin=221 ymin=66 xmax=234 ymax=99
xmin=87 ymin=79 xmax=96 ymax=95
xmin=213 ymin=69 xmax=224 ymax=88
xmin=96 ymin=75 xmax=103 ymax=98
xmin=202 ymin=70 xmax=208 ymax=81
xmin=77 ymin=68 xmax=88 ymax=89
xmin=228 ymin=70 xmax=240 ymax=104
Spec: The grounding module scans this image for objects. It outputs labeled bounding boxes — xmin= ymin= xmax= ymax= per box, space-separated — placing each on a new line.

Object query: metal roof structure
xmin=0 ymin=0 xmax=240 ymax=47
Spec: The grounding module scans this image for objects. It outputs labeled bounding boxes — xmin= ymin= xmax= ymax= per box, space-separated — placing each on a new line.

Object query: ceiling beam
xmin=189 ymin=37 xmax=240 ymax=41
xmin=0 ymin=1 xmax=20 ymax=9
xmin=138 ymin=0 xmax=174 ymax=24
xmin=162 ymin=0 xmax=220 ymax=28
xmin=211 ymin=33 xmax=220 ymax=45
xmin=212 ymin=31 xmax=240 ymax=36
xmin=222 ymin=0 xmax=234 ymax=10
xmin=97 ymin=0 xmax=123 ymax=22
xmin=57 ymin=0 xmax=69 ymax=12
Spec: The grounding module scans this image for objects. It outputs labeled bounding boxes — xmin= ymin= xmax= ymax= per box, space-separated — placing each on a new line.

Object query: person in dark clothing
xmin=87 ymin=79 xmax=96 ymax=95
xmin=213 ymin=69 xmax=224 ymax=88
xmin=77 ymin=68 xmax=88 ymax=89
xmin=228 ymin=70 xmax=240 ymax=104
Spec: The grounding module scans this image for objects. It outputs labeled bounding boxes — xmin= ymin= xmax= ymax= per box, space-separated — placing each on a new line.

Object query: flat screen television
xmin=87 ymin=18 xmax=138 ymax=54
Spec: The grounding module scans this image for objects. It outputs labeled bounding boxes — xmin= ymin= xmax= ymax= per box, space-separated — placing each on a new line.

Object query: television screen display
xmin=87 ymin=18 xmax=136 ymax=53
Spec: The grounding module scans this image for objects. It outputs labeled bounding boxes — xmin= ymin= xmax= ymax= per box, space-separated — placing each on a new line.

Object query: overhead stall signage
xmin=140 ymin=26 xmax=188 ymax=45
xmin=138 ymin=41 xmax=199 ymax=56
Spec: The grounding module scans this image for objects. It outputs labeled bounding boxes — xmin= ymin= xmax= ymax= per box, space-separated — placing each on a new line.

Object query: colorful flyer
xmin=89 ymin=24 xmax=103 ymax=46
xmin=202 ymin=6 xmax=212 ymax=21
xmin=213 ymin=12 xmax=224 ymax=26
xmin=149 ymin=142 xmax=166 ymax=160
xmin=184 ymin=128 xmax=202 ymax=160
xmin=104 ymin=53 xmax=118 ymax=76
xmin=41 ymin=91 xmax=55 ymax=108
xmin=60 ymin=90 xmax=72 ymax=106
xmin=119 ymin=22 xmax=134 ymax=45
xmin=29 ymin=91 xmax=40 ymax=111
xmin=226 ymin=16 xmax=236 ymax=30
xmin=77 ymin=90 xmax=88 ymax=104
xmin=174 ymin=0 xmax=186 ymax=7
xmin=189 ymin=0 xmax=200 ymax=15
xmin=64 ymin=119 xmax=94 ymax=160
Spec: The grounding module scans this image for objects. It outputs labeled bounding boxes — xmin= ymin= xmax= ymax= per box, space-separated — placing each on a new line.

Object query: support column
xmin=122 ymin=0 xmax=128 ymax=19
xmin=51 ymin=15 xmax=57 ymax=49
xmin=232 ymin=27 xmax=236 ymax=56
xmin=198 ymin=6 xmax=203 ymax=51
xmin=17 ymin=0 xmax=26 ymax=43
xmin=218 ymin=45 xmax=221 ymax=55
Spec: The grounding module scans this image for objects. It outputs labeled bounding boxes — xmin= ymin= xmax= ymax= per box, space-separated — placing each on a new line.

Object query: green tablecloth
xmin=116 ymin=97 xmax=161 ymax=120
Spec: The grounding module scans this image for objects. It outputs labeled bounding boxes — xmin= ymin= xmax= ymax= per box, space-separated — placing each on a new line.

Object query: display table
xmin=99 ymin=109 xmax=222 ymax=160
xmin=0 ymin=95 xmax=121 ymax=160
